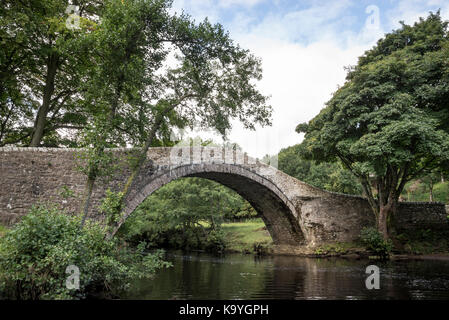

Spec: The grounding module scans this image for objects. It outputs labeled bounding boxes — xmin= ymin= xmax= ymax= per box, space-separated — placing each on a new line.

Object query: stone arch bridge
xmin=0 ymin=147 xmax=447 ymax=249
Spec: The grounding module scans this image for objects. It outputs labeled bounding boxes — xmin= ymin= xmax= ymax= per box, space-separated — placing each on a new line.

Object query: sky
xmin=169 ymin=0 xmax=449 ymax=159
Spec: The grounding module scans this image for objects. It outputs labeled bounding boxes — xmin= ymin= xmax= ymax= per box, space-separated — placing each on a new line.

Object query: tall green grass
xmin=221 ymin=219 xmax=272 ymax=253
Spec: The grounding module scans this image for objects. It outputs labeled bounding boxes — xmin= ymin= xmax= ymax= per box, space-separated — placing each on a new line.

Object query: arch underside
xmin=122 ymin=164 xmax=305 ymax=246
xmin=188 ymin=172 xmax=305 ymax=245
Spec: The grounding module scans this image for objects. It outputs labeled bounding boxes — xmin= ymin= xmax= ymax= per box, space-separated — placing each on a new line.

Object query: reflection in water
xmin=124 ymin=251 xmax=449 ymax=300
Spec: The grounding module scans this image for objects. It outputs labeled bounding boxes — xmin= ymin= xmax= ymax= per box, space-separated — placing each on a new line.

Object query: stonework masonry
xmin=0 ymin=147 xmax=448 ymax=247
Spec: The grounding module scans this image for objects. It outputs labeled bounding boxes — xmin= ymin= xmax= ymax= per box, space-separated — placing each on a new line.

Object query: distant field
xmin=221 ymin=219 xmax=272 ymax=253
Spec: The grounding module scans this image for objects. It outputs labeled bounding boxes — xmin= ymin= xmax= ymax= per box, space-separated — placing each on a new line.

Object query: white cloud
xmin=224 ymin=3 xmax=381 ymax=158
xmin=218 ymin=0 xmax=265 ymax=8
xmin=226 ymin=0 xmax=355 ymax=43
xmin=227 ymin=32 xmax=376 ymax=158
xmin=170 ymin=0 xmax=449 ymax=158
xmin=171 ymin=0 xmax=220 ymax=22
xmin=385 ymin=0 xmax=449 ymax=30
xmin=171 ymin=0 xmax=266 ymax=21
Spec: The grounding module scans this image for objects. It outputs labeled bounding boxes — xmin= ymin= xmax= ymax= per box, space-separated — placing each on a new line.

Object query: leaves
xmin=298 ymin=12 xmax=449 ymax=233
xmin=0 ymin=205 xmax=170 ymax=299
xmin=119 ymin=177 xmax=256 ymax=248
xmin=278 ymin=144 xmax=362 ymax=195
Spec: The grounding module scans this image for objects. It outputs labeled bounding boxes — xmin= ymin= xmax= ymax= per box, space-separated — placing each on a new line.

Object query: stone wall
xmin=298 ymin=193 xmax=375 ymax=246
xmin=0 ymin=147 xmax=131 ymax=225
xmin=0 ymin=148 xmax=84 ymax=225
xmin=395 ymin=202 xmax=449 ymax=233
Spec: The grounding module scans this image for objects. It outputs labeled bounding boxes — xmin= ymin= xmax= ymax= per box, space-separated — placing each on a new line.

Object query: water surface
xmin=124 ymin=251 xmax=449 ymax=300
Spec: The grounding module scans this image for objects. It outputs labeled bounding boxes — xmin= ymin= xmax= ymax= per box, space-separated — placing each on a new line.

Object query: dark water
xmin=124 ymin=251 xmax=449 ymax=300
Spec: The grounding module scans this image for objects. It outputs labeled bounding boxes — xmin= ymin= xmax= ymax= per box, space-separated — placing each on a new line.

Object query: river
xmin=123 ymin=251 xmax=449 ymax=300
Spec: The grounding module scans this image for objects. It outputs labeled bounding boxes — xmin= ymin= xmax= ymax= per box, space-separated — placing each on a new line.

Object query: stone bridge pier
xmin=0 ymin=147 xmax=447 ymax=249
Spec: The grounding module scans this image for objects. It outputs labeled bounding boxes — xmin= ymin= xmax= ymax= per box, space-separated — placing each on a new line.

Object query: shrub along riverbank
xmin=306 ymin=227 xmax=449 ymax=259
xmin=0 ymin=205 xmax=171 ymax=300
xmin=2 ymin=214 xmax=448 ymax=260
xmin=0 ymin=210 xmax=448 ymax=300
xmin=118 ymin=217 xmax=273 ymax=255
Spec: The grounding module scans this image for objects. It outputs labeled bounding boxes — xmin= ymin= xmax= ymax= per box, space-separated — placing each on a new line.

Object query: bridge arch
xmin=2 ymin=147 xmax=406 ymax=248
xmin=118 ymin=163 xmax=306 ymax=245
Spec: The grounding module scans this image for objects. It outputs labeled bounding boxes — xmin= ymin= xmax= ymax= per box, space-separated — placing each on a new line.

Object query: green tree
xmin=70 ymin=0 xmax=271 ymax=235
xmin=119 ymin=177 xmax=252 ymax=249
xmin=278 ymin=145 xmax=311 ymax=181
xmin=296 ymin=12 xmax=449 ymax=239
xmin=0 ymin=0 xmax=100 ymax=147
xmin=278 ymin=144 xmax=362 ymax=195
xmin=75 ymin=0 xmax=175 ymax=226
xmin=420 ymin=169 xmax=443 ymax=202
xmin=1 ymin=0 xmax=271 ymax=228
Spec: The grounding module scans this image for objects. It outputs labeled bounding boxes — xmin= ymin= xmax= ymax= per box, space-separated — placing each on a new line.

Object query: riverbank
xmin=219 ymin=219 xmax=449 ymax=259
xmin=271 ymin=243 xmax=449 ymax=260
xmin=220 ymin=220 xmax=370 ymax=257
xmin=2 ymin=220 xmax=447 ymax=260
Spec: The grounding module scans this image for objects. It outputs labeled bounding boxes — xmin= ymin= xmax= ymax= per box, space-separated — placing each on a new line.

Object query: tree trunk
xmin=0 ymin=99 xmax=15 ymax=144
xmin=377 ymin=205 xmax=389 ymax=240
xmin=30 ymin=53 xmax=59 ymax=147
xmin=378 ymin=196 xmax=398 ymax=240
xmin=80 ymin=175 xmax=95 ymax=229
xmin=429 ymin=182 xmax=434 ymax=202
xmin=105 ymin=96 xmax=192 ymax=239
xmin=361 ymin=178 xmax=379 ymax=218
xmin=79 ymin=77 xmax=123 ymax=228
xmin=106 ymin=110 xmax=171 ymax=238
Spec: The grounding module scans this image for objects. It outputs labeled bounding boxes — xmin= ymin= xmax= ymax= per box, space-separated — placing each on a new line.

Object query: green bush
xmin=360 ymin=227 xmax=393 ymax=258
xmin=99 ymin=189 xmax=125 ymax=227
xmin=204 ymin=229 xmax=227 ymax=253
xmin=0 ymin=205 xmax=171 ymax=300
xmin=121 ymin=223 xmax=227 ymax=253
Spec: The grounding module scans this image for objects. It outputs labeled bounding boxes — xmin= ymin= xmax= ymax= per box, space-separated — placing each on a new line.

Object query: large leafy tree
xmin=0 ymin=0 xmax=100 ymax=147
xmin=2 ymin=0 xmax=271 ymax=231
xmin=118 ymin=177 xmax=256 ymax=248
xmin=296 ymin=12 xmax=449 ymax=239
xmin=70 ymin=0 xmax=271 ymax=230
xmin=123 ymin=178 xmax=249 ymax=232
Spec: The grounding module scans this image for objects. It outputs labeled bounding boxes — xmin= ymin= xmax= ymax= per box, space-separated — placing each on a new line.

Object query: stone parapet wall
xmin=0 ymin=148 xmax=86 ymax=224
xmin=0 ymin=147 xmax=131 ymax=225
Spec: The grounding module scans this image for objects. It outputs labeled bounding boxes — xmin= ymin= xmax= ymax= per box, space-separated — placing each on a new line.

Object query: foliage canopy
xmin=296 ymin=12 xmax=449 ymax=238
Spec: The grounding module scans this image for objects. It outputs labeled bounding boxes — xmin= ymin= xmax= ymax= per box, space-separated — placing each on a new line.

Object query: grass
xmin=221 ymin=219 xmax=273 ymax=254
xmin=0 ymin=224 xmax=8 ymax=237
xmin=402 ymin=180 xmax=449 ymax=203
xmin=313 ymin=242 xmax=363 ymax=256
